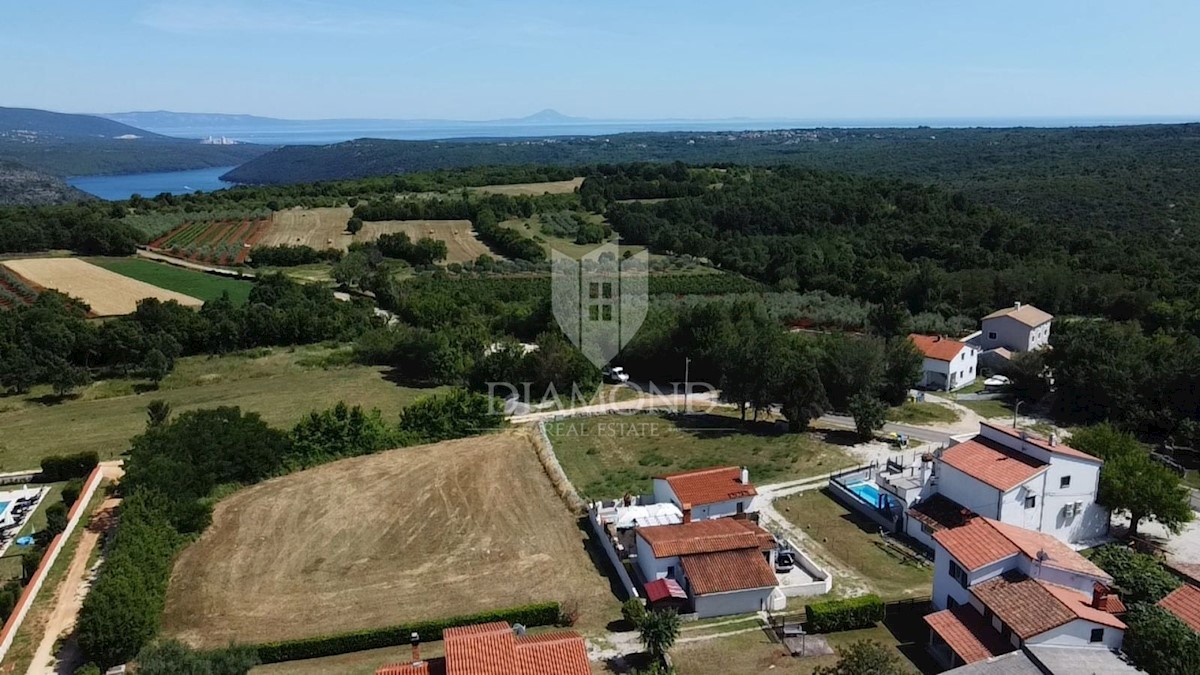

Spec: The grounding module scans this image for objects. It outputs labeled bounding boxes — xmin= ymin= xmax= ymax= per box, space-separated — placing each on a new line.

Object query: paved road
xmin=819 ymin=414 xmax=956 ymax=445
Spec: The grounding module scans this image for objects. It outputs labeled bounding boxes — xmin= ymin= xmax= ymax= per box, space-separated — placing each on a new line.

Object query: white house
xmin=652 ymin=466 xmax=756 ymax=521
xmin=979 ymin=302 xmax=1053 ymax=354
xmin=902 ymin=422 xmax=1108 ymax=551
xmin=633 ymin=518 xmax=781 ymax=618
xmin=925 ymin=517 xmax=1126 ymax=669
xmin=909 ymin=334 xmax=979 ymax=391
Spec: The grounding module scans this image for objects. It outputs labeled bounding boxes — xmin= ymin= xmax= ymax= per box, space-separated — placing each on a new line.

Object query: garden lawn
xmin=775 ymin=489 xmax=933 ymax=599
xmin=0 ymin=346 xmax=441 ymax=471
xmin=90 ymin=257 xmax=252 ymax=305
xmin=668 ymin=624 xmax=920 ymax=675
xmin=547 ymin=412 xmax=855 ymax=500
xmin=958 ymin=398 xmax=1013 ymax=420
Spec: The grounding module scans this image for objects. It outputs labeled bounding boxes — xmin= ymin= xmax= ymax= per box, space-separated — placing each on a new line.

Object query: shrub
xmin=1085 ymin=544 xmax=1180 ymax=604
xmin=805 ymin=595 xmax=885 ymax=633
xmin=621 ymin=597 xmax=648 ymax=629
xmin=397 ymin=389 xmax=506 ymax=443
xmin=253 ymin=602 xmax=561 ymax=663
xmin=1123 ymin=603 xmax=1200 ymax=674
xmin=61 ymin=477 xmax=85 ymax=509
xmin=135 ymin=640 xmax=259 ymax=675
xmin=39 ymin=451 xmax=99 ymax=481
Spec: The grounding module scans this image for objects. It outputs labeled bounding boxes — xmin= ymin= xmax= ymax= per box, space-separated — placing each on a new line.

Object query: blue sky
xmin=3 ymin=0 xmax=1198 ymax=120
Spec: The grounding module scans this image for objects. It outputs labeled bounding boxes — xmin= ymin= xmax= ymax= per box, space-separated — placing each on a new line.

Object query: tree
xmin=879 ymin=337 xmax=923 ymax=406
xmin=346 ymin=217 xmax=363 ymax=235
xmin=776 ymin=340 xmax=828 ymax=432
xmin=1072 ymin=424 xmax=1194 ymax=537
xmin=849 ymin=393 xmax=886 ymax=440
xmin=621 ymin=598 xmax=648 ymax=629
xmin=866 ymin=300 xmax=913 ymax=339
xmin=397 ymin=388 xmax=506 ymax=443
xmin=814 ymin=640 xmax=906 ymax=675
xmin=331 ymin=249 xmax=372 ymax=287
xmin=1004 ymin=350 xmax=1050 ymax=401
xmin=146 ymin=400 xmax=172 ymax=428
xmin=638 ymin=609 xmax=681 ymax=663
xmin=141 ymin=348 xmax=170 ymax=384
xmin=47 ymin=359 xmax=90 ymax=397
xmin=1085 ymin=545 xmax=1180 ymax=604
xmin=1123 ymin=604 xmax=1200 ymax=675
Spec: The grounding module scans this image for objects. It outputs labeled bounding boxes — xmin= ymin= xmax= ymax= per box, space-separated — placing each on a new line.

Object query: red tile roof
xmin=435 ymin=622 xmax=590 ymax=675
xmin=636 ymin=518 xmax=761 ymax=558
xmin=980 ymin=422 xmax=1102 ymax=464
xmin=933 ymin=518 xmax=1020 ymax=571
xmin=909 ymin=334 xmax=971 ymax=362
xmin=940 ymin=436 xmax=1048 ymax=491
xmin=983 ymin=304 xmax=1053 ymax=328
xmin=986 ymin=519 xmax=1110 ymax=580
xmin=907 ymin=494 xmax=976 ymax=533
xmin=971 ymin=574 xmax=1077 ymax=639
xmin=933 ymin=518 xmax=1111 ymax=579
xmin=1159 ymin=584 xmax=1200 ymax=633
xmin=1039 ymin=582 xmax=1126 ymax=630
xmin=377 ymin=663 xmax=432 ymax=675
xmin=644 ymin=578 xmax=687 ymax=603
xmin=680 ymin=548 xmax=778 ymax=595
xmin=658 ymin=466 xmax=756 ymax=506
xmin=514 ymin=632 xmax=592 ymax=675
xmin=925 ymin=606 xmax=1014 ymax=664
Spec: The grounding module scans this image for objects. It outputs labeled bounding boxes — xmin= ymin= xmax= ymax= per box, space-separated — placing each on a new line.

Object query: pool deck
xmin=0 ymin=486 xmax=49 ymax=558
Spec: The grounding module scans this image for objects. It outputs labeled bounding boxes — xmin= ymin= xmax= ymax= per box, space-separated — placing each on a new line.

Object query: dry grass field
xmin=468 ymin=177 xmax=584 ymax=196
xmin=161 ymin=430 xmax=620 ymax=647
xmin=1 ymin=257 xmax=202 ymax=316
xmin=265 ymin=208 xmax=488 ymax=262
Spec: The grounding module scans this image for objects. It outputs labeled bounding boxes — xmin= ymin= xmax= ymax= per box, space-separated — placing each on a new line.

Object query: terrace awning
xmin=644 ymin=578 xmax=687 ymax=603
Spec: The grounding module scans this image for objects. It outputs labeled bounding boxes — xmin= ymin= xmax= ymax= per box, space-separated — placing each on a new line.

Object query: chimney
xmin=1014 ymin=301 xmax=1022 ymax=310
xmin=1049 ymin=433 xmax=1057 ymax=446
xmin=740 ymin=467 xmax=750 ymax=485
xmin=410 ymin=632 xmax=421 ymax=665
xmin=1092 ymin=583 xmax=1108 ymax=610
xmin=682 ymin=504 xmax=692 ymax=523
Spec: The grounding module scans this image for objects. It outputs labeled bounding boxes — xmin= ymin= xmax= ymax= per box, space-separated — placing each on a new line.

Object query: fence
xmin=1189 ymin=488 xmax=1200 ymax=513
xmin=586 ymin=508 xmax=640 ymax=601
xmin=0 ymin=471 xmax=39 ymax=487
xmin=0 ymin=465 xmax=105 ymax=662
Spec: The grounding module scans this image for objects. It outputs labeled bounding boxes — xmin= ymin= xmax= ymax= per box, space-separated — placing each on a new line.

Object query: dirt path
xmin=135 ymin=249 xmax=253 ymax=277
xmin=26 ymin=463 xmax=123 ymax=675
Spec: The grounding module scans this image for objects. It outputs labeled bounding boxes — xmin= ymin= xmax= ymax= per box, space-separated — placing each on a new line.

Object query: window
xmin=949 ymin=560 xmax=968 ymax=588
xmin=1060 ymin=476 xmax=1071 ymax=489
xmin=1090 ymin=628 xmax=1104 ymax=643
xmin=946 ymin=596 xmax=959 ymax=609
xmin=988 ymin=331 xmax=997 ymax=340
xmin=1025 ymin=494 xmax=1037 ymax=508
xmin=921 ymin=523 xmax=933 ymax=535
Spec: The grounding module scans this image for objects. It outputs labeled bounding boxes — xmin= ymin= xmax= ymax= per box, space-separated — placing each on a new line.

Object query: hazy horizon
xmin=4 ymin=1 xmax=1200 ymax=121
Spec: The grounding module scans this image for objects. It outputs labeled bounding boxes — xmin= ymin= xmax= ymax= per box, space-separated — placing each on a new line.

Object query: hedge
xmin=253 ymin=601 xmax=561 ymax=663
xmin=805 ymin=594 xmax=885 ymax=633
xmin=39 ymin=451 xmax=99 ymax=481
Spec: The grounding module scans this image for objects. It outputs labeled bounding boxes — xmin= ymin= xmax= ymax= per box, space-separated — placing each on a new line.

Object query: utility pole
xmin=684 ymin=356 xmax=691 ymax=412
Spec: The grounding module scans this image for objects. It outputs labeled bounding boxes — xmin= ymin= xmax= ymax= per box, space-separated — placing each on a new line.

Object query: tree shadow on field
xmin=667 ymin=412 xmax=786 ymax=440
xmin=379 ymin=367 xmax=448 ymax=390
xmin=29 ymin=392 xmax=81 ymax=406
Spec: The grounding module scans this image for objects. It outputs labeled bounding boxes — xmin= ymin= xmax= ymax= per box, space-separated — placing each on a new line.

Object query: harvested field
xmin=162 ymin=430 xmax=620 ymax=646
xmin=265 ymin=208 xmax=490 ymax=262
xmin=1 ymin=258 xmax=202 ymax=316
xmin=468 ymin=177 xmax=584 ymax=196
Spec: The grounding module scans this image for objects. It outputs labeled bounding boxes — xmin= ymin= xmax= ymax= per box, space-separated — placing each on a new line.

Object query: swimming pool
xmin=845 ymin=481 xmax=894 ymax=509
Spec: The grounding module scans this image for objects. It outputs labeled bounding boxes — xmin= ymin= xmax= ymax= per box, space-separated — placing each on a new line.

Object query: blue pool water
xmin=846 ymin=481 xmax=894 ymax=509
xmin=0 ymin=501 xmax=8 ymax=514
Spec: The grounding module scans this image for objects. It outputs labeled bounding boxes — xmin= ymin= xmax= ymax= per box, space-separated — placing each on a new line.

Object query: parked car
xmin=602 ymin=365 xmax=630 ymax=384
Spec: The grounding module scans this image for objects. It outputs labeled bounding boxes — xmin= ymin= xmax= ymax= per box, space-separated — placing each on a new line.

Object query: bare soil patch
xmin=1 ymin=258 xmax=202 ymax=316
xmin=469 ymin=177 xmax=584 ymax=196
xmin=264 ymin=208 xmax=490 ymax=262
xmin=161 ymin=430 xmax=620 ymax=647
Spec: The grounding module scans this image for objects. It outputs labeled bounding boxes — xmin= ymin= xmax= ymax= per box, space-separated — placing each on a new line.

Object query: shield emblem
xmin=551 ymin=242 xmax=648 ymax=368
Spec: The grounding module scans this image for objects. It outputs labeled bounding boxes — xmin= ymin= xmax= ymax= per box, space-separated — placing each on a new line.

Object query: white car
xmin=602 ymin=366 xmax=630 ymax=384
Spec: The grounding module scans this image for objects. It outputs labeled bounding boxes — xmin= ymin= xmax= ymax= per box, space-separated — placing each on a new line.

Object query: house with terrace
xmin=968 ymin=302 xmax=1053 ymax=371
xmin=924 ymin=517 xmax=1126 ymax=669
xmin=901 ymin=422 xmax=1108 ymax=551
xmin=909 ymin=334 xmax=979 ymax=391
xmin=376 ymin=621 xmax=590 ymax=675
xmin=634 ymin=517 xmax=784 ymax=617
xmin=652 ymin=466 xmax=757 ymax=521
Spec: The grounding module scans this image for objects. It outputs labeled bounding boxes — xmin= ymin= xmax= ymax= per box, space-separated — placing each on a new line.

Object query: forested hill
xmin=0 ymin=106 xmax=270 ymax=177
xmin=225 ymin=123 xmax=1200 ymax=233
xmin=0 ymin=160 xmax=92 ymax=205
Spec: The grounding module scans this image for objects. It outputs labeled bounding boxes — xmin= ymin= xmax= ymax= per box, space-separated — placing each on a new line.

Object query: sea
xmin=68 ymin=166 xmax=236 ymax=201
xmin=65 ymin=114 xmax=1197 ymax=201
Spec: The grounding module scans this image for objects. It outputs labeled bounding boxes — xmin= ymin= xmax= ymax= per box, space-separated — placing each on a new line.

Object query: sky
xmin=2 ymin=0 xmax=1199 ymax=121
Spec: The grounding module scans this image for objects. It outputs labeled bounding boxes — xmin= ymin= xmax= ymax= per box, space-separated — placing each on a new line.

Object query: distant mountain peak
xmin=521 ymin=109 xmax=577 ymax=123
